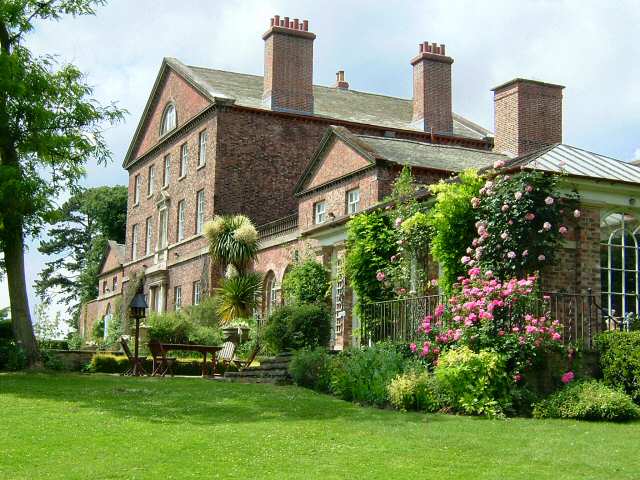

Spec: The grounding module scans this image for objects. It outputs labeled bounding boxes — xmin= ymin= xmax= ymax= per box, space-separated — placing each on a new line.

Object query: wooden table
xmin=159 ymin=343 xmax=223 ymax=377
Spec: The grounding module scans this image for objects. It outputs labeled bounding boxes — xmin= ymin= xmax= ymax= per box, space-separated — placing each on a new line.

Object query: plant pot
xmin=222 ymin=326 xmax=250 ymax=344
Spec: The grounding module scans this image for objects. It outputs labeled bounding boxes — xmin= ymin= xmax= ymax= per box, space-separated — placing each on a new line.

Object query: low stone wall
xmin=45 ymin=349 xmax=123 ymax=371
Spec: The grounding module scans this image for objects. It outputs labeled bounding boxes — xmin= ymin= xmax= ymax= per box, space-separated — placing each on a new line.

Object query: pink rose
xmin=561 ymin=371 xmax=575 ymax=384
xmin=514 ymin=191 xmax=523 ymax=200
xmin=409 ymin=343 xmax=417 ymax=353
xmin=507 ymin=251 xmax=516 ymax=259
xmin=525 ymin=212 xmax=535 ymax=221
xmin=574 ymin=209 xmax=581 ymax=218
xmin=461 ymin=256 xmax=471 ymax=265
xmin=559 ymin=226 xmax=568 ymax=235
xmin=493 ymin=160 xmax=506 ymax=169
xmin=471 ymin=197 xmax=481 ymax=208
xmin=545 ymin=196 xmax=554 ymax=205
xmin=376 ymin=271 xmax=386 ymax=282
xmin=525 ymin=185 xmax=533 ymax=192
xmin=513 ymin=373 xmax=523 ymax=383
xmin=522 ymin=250 xmax=529 ymax=257
xmin=543 ymin=222 xmax=552 ymax=231
xmin=501 ymin=204 xmax=510 ymax=213
xmin=501 ymin=232 xmax=509 ymax=240
xmin=395 ymin=217 xmax=403 ymax=227
xmin=485 ymin=270 xmax=493 ymax=278
xmin=538 ymin=254 xmax=546 ymax=261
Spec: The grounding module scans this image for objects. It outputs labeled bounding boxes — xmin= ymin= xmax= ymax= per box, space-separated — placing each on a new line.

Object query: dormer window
xmin=160 ymin=103 xmax=176 ymax=136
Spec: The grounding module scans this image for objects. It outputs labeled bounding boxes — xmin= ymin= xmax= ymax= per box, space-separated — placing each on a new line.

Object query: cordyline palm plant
xmin=204 ymin=215 xmax=259 ymax=274
xmin=204 ymin=214 xmax=262 ymax=325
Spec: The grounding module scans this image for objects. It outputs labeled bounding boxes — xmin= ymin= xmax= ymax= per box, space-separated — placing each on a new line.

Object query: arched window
xmin=160 ymin=103 xmax=176 ymax=135
xmin=600 ymin=212 xmax=640 ymax=317
xmin=264 ymin=271 xmax=277 ymax=317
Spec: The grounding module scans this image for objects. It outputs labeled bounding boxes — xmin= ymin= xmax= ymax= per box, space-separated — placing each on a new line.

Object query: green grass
xmin=1 ymin=373 xmax=638 ymax=479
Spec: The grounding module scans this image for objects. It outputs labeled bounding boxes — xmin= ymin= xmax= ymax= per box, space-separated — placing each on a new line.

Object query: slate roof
xmin=503 ymin=143 xmax=640 ymax=185
xmin=171 ymin=58 xmax=492 ymax=140
xmin=296 ymin=126 xmax=506 ymax=194
xmin=97 ymin=240 xmax=126 ymax=275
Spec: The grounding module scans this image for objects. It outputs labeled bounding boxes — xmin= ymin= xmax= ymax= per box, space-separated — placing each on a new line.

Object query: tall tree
xmin=0 ymin=1 xmax=124 ymax=364
xmin=36 ymin=185 xmax=127 ymax=327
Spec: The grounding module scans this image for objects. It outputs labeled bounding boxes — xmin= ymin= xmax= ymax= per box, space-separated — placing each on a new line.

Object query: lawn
xmin=1 ymin=373 xmax=638 ymax=479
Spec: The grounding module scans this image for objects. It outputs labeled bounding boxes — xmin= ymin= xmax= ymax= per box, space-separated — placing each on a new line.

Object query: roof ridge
xmin=559 ymin=143 xmax=640 ymax=168
xmin=357 ymin=134 xmax=506 ymax=156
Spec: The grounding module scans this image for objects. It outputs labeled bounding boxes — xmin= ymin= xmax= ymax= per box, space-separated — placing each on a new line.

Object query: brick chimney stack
xmin=263 ymin=16 xmax=315 ymax=114
xmin=334 ymin=70 xmax=349 ymax=90
xmin=411 ymin=41 xmax=453 ymax=135
xmin=492 ymin=78 xmax=564 ymax=157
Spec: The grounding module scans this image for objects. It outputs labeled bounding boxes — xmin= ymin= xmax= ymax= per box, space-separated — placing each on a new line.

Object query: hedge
xmin=595 ymin=331 xmax=640 ymax=403
xmin=89 ymin=354 xmax=238 ymax=376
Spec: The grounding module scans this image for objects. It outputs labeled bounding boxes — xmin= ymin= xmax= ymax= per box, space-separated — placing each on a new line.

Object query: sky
xmin=1 ymin=0 xmax=639 ymax=324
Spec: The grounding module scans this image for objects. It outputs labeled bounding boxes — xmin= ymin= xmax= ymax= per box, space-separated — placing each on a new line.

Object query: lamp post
xmin=129 ymin=288 xmax=148 ymax=376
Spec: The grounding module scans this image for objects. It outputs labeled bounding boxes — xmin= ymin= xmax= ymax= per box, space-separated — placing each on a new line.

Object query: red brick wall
xmin=299 ymin=171 xmax=379 ymax=230
xmin=493 ymin=79 xmax=563 ymax=157
xmin=377 ymin=165 xmax=450 ymax=200
xmin=411 ymin=44 xmax=453 ymax=134
xmin=263 ymin=23 xmax=315 ymax=114
xmin=125 ymin=115 xmax=217 ymax=265
xmin=307 ymin=139 xmax=371 ymax=189
xmin=132 ymin=69 xmax=211 ymax=160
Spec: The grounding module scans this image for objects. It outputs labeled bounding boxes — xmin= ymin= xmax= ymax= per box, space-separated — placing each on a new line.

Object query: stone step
xmin=221 ymin=376 xmax=284 ymax=385
xmin=225 ymin=368 xmax=289 ymax=378
xmin=254 ymin=362 xmax=290 ymax=370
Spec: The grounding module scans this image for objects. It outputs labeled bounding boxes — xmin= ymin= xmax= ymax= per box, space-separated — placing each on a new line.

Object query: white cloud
xmin=1 ymin=0 xmax=639 ymax=319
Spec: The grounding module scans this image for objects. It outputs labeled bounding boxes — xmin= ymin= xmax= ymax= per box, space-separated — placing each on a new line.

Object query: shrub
xmin=214 ymin=272 xmax=262 ymax=325
xmin=435 ymin=347 xmax=512 ymax=417
xmin=0 ymin=320 xmax=13 ymax=340
xmin=0 ymin=340 xmax=27 ymax=371
xmin=282 ymin=258 xmax=330 ymax=305
xmin=262 ymin=304 xmax=331 ymax=353
xmin=533 ymin=380 xmax=640 ymax=421
xmin=289 ymin=347 xmax=333 ymax=393
xmin=147 ymin=311 xmax=222 ymax=346
xmin=595 ymin=331 xmax=640 ymax=403
xmin=330 ymin=343 xmax=406 ymax=406
xmin=387 ymin=369 xmax=447 ymax=412
xmin=88 ymin=354 xmax=238 ymax=376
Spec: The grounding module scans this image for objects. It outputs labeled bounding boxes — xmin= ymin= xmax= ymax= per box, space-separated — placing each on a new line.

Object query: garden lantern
xmin=128 ymin=289 xmax=148 ymax=376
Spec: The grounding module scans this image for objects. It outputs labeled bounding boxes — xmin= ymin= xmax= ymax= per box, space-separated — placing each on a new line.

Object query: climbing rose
xmin=522 ymin=250 xmax=529 ymax=257
xmin=559 ymin=226 xmax=568 ymax=235
xmin=514 ymin=191 xmax=523 ymax=200
xmin=525 ymin=184 xmax=533 ymax=192
xmin=493 ymin=159 xmax=506 ymax=169
xmin=513 ymin=373 xmax=523 ymax=383
xmin=395 ymin=217 xmax=403 ymax=227
xmin=561 ymin=371 xmax=575 ymax=384
xmin=543 ymin=222 xmax=552 ymax=231
xmin=545 ymin=196 xmax=554 ymax=205
xmin=461 ymin=256 xmax=471 ymax=264
xmin=507 ymin=251 xmax=516 ymax=259
xmin=525 ymin=212 xmax=535 ymax=221
xmin=501 ymin=204 xmax=510 ymax=213
xmin=410 ymin=343 xmax=417 ymax=353
xmin=471 ymin=197 xmax=481 ymax=208
xmin=376 ymin=271 xmax=386 ymax=282
xmin=500 ymin=232 xmax=509 ymax=240
xmin=574 ymin=209 xmax=581 ymax=218
xmin=538 ymin=254 xmax=546 ymax=261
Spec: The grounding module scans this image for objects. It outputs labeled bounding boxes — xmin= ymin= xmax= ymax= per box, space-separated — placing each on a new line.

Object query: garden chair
xmin=232 ymin=341 xmax=261 ymax=371
xmin=216 ymin=341 xmax=236 ymax=373
xmin=148 ymin=339 xmax=176 ymax=377
xmin=120 ymin=337 xmax=146 ymax=376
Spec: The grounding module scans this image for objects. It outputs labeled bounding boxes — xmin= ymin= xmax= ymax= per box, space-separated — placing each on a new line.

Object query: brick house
xmin=81 ymin=16 xmax=640 ymax=348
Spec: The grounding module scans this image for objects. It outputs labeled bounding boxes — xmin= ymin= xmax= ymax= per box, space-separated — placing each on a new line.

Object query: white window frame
xmin=148 ymin=165 xmax=155 ymax=196
xmin=198 ymin=130 xmax=207 ymax=167
xmin=180 ymin=143 xmax=188 ymax=178
xmin=134 ymin=175 xmax=141 ymax=205
xmin=347 ymin=188 xmax=360 ymax=214
xmin=177 ymin=200 xmax=185 ymax=241
xmin=163 ymin=154 xmax=171 ymax=187
xmin=158 ymin=208 xmax=168 ymax=250
xmin=161 ymin=104 xmax=176 ymax=135
xmin=193 ymin=280 xmax=202 ymax=305
xmin=174 ymin=286 xmax=182 ymax=311
xmin=196 ymin=190 xmax=205 ymax=234
xmin=131 ymin=224 xmax=139 ymax=260
xmin=145 ymin=216 xmax=153 ymax=255
xmin=315 ymin=201 xmax=327 ymax=224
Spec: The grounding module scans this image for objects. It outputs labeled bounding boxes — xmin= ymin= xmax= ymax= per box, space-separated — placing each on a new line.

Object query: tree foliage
xmin=0 ymin=0 xmax=125 ymax=364
xmin=35 ymin=185 xmax=127 ymax=326
xmin=281 ymin=258 xmax=329 ymax=305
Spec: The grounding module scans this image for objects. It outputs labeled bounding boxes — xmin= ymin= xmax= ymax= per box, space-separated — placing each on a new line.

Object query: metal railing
xmin=257 ymin=213 xmax=298 ymax=241
xmin=360 ymin=290 xmax=638 ymax=349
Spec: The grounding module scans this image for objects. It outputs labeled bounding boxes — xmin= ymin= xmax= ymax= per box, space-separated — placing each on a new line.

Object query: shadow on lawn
xmin=0 ymin=372 xmax=437 ymax=427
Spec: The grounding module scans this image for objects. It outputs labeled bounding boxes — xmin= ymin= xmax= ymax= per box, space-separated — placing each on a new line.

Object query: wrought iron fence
xmin=360 ymin=290 xmax=638 ymax=349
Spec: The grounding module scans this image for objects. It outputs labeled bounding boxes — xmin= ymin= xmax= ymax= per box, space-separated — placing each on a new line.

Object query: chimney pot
xmin=263 ymin=16 xmax=316 ymax=113
xmin=411 ymin=41 xmax=454 ymax=134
